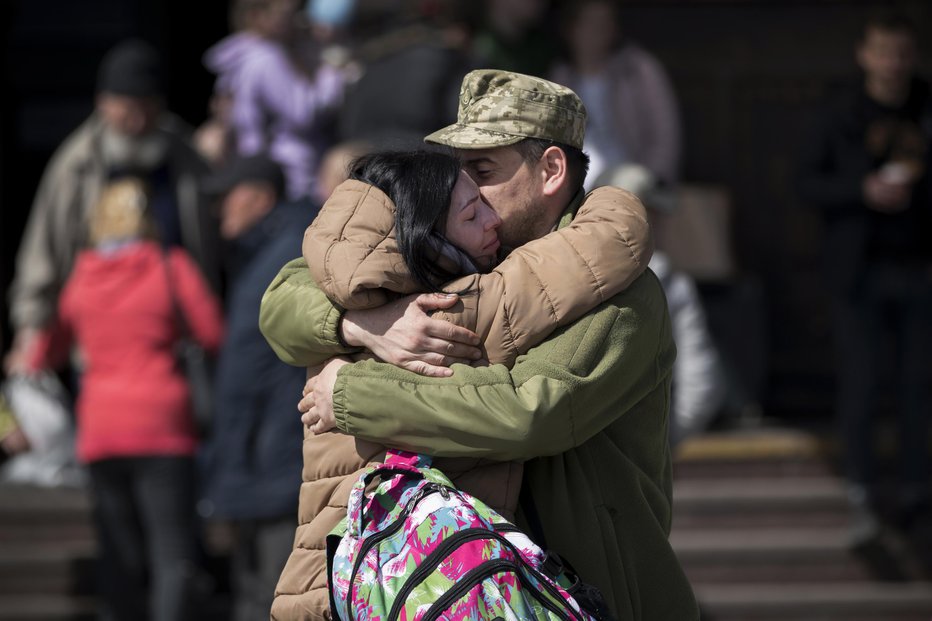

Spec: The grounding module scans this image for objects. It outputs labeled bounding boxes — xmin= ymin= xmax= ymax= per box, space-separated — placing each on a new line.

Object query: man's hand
xmin=863 ymin=172 xmax=911 ymax=213
xmin=340 ymin=293 xmax=482 ymax=377
xmin=299 ymin=357 xmax=351 ymax=434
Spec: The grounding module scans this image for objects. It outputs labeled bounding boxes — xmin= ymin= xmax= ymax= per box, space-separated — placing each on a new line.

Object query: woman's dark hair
xmin=348 ymin=150 xmax=463 ymax=292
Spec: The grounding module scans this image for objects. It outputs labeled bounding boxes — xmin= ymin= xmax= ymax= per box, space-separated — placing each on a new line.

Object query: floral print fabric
xmin=328 ymin=450 xmax=596 ymax=621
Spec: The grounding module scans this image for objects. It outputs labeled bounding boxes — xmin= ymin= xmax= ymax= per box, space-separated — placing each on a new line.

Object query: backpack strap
xmin=384 ymin=448 xmax=432 ymax=469
xmin=346 ymin=459 xmax=425 ymax=537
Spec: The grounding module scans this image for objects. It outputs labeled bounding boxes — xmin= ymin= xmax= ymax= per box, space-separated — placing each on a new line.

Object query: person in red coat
xmin=30 ymin=177 xmax=224 ymax=621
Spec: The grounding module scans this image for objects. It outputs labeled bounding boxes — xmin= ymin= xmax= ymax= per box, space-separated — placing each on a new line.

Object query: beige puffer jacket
xmin=272 ymin=179 xmax=652 ymax=620
xmin=304 ymin=179 xmax=653 ymax=367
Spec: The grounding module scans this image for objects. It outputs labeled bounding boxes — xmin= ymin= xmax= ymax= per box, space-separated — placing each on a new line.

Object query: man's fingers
xmin=420 ymin=334 xmax=482 ymax=361
xmin=415 ymin=292 xmax=460 ymax=312
xmin=426 ymin=321 xmax=481 ymax=348
xmin=301 ymin=409 xmax=317 ymax=426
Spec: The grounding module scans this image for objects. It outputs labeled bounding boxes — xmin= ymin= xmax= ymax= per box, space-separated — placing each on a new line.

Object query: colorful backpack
xmin=326 ymin=449 xmax=612 ymax=621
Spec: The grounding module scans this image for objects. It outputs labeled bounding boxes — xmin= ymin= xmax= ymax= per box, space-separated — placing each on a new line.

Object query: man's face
xmin=97 ymin=93 xmax=162 ymax=137
xmin=567 ymin=1 xmax=618 ymax=64
xmin=457 ymin=146 xmax=546 ymax=248
xmin=858 ymin=26 xmax=917 ymax=93
xmin=219 ymin=182 xmax=275 ymax=239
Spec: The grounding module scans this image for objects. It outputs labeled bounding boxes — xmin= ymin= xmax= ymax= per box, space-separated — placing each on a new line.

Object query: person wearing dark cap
xmin=6 ymin=39 xmax=221 ymax=376
xmin=261 ymin=70 xmax=699 ymax=621
xmin=197 ymin=154 xmax=312 ymax=621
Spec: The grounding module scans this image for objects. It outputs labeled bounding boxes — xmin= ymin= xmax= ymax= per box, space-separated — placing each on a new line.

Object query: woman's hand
xmin=299 ymin=356 xmax=351 ymax=434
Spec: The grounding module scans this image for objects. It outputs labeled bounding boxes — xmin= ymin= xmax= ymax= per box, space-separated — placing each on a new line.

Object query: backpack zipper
xmin=387 ymin=528 xmax=505 ymax=621
xmin=344 ymin=482 xmax=441 ymax=620
xmin=388 ymin=525 xmax=580 ymax=621
xmin=387 ymin=521 xmax=522 ymax=619
xmin=421 ymin=558 xmax=573 ymax=621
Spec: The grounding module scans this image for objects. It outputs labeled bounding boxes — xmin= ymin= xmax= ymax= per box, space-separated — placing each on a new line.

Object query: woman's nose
xmin=485 ymin=208 xmax=502 ymax=230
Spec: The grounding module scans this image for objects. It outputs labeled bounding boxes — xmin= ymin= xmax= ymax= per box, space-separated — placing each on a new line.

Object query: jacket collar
xmin=557 ymin=187 xmax=586 ymax=231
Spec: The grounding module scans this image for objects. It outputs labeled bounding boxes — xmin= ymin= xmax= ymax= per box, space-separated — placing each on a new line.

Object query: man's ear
xmin=539 ymin=146 xmax=569 ymax=198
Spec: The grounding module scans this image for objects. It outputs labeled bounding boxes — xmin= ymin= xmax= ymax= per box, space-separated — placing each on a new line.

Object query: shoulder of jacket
xmin=46 ymin=116 xmax=104 ymax=174
xmin=580 ymin=185 xmax=648 ymax=219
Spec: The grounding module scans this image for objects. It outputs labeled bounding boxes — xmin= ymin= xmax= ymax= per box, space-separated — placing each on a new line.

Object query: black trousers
xmin=833 ymin=263 xmax=932 ymax=495
xmin=88 ymin=456 xmax=199 ymax=621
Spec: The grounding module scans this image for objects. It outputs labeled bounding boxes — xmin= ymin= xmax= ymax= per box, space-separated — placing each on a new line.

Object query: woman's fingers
xmin=402 ymin=360 xmax=454 ymax=378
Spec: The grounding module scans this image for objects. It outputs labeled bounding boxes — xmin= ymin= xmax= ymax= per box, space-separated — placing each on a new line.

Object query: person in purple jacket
xmin=200 ymin=0 xmax=345 ymax=202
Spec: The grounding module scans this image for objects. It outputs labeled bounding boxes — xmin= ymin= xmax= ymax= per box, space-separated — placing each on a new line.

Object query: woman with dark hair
xmin=270 ymin=148 xmax=655 ymax=618
xmin=347 ymin=150 xmax=501 ymax=289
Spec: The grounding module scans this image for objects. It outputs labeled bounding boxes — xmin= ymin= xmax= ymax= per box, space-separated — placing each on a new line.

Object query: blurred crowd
xmin=0 ymin=0 xmax=929 ymax=619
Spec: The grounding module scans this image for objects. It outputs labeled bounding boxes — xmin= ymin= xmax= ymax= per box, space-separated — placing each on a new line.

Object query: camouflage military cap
xmin=424 ymin=69 xmax=587 ymax=150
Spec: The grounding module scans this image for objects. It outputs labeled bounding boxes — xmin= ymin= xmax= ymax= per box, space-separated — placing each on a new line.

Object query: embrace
xmin=259 ymin=69 xmax=699 ymax=621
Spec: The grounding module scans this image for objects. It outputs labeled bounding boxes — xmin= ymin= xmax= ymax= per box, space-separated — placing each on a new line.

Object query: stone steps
xmin=670 ymin=426 xmax=932 ymax=620
xmin=0 ymin=542 xmax=96 ymax=596
xmin=694 ymin=582 xmax=932 ymax=621
xmin=0 ymin=595 xmax=96 ymax=621
xmin=672 ymin=527 xmax=872 ymax=583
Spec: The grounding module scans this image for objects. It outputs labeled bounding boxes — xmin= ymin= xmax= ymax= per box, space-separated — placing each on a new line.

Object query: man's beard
xmin=498 ymin=206 xmax=545 ymax=251
xmin=100 ymin=126 xmax=170 ymax=172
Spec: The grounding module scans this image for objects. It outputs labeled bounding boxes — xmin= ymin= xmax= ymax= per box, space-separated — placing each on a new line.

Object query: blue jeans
xmin=88 ymin=456 xmax=199 ymax=621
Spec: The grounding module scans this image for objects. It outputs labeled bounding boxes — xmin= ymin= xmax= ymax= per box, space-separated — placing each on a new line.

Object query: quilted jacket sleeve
xmin=273 ymin=184 xmax=651 ymax=367
xmin=433 ymin=186 xmax=652 ymax=366
xmin=302 ymin=180 xmax=420 ymax=310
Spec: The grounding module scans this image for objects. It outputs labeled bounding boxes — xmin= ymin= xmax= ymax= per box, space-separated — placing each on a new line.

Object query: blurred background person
xmin=609 ymin=164 xmax=727 ymax=448
xmin=26 ymin=177 xmax=224 ymax=621
xmin=335 ymin=0 xmax=479 ymax=150
xmin=199 ymin=0 xmax=346 ymax=200
xmin=313 ymin=139 xmax=371 ymax=204
xmin=472 ymin=0 xmax=554 ymax=78
xmin=5 ymin=39 xmax=220 ymax=377
xmin=798 ymin=11 xmax=932 ymax=543
xmin=551 ymin=0 xmax=682 ymax=190
xmin=197 ymin=154 xmax=310 ymax=621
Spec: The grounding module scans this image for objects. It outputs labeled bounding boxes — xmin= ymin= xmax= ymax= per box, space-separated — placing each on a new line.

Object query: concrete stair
xmin=0 ymin=483 xmax=96 ymax=621
xmin=671 ymin=426 xmax=932 ymax=621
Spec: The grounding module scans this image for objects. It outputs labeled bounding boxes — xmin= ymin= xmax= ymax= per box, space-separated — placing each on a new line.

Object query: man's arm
xmin=6 ymin=154 xmax=73 ymax=374
xmin=328 ymin=271 xmax=674 ymax=462
xmin=259 ymin=258 xmax=482 ymax=372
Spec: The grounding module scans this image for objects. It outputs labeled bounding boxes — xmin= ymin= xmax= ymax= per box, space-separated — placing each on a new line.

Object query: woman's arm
xmin=434 ymin=186 xmax=652 ymax=366
xmin=303 ymin=181 xmax=652 ymax=367
xmin=169 ymin=248 xmax=225 ymax=354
